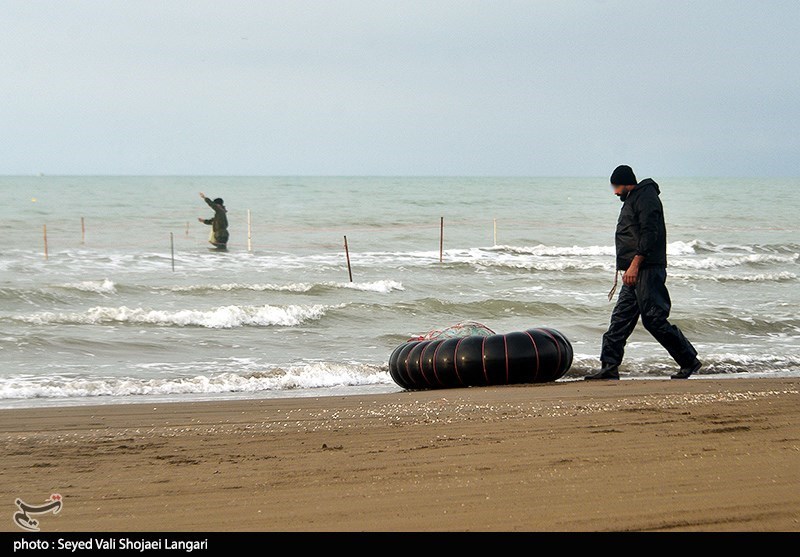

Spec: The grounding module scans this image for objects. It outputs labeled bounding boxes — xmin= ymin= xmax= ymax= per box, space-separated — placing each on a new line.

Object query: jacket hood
xmin=635 ymin=178 xmax=660 ymax=195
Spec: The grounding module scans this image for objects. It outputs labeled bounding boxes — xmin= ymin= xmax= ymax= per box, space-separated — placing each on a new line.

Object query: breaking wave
xmin=0 ymin=361 xmax=392 ymax=400
xmin=168 ymin=280 xmax=404 ymax=294
xmin=11 ymin=304 xmax=340 ymax=328
xmin=566 ymin=352 xmax=800 ymax=378
xmin=56 ymin=279 xmax=117 ymax=294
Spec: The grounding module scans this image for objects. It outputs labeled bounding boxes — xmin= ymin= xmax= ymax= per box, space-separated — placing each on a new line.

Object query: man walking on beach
xmin=586 ymin=165 xmax=702 ymax=380
xmin=198 ymin=192 xmax=229 ymax=249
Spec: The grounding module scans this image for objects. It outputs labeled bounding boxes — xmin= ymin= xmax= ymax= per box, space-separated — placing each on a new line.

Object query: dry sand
xmin=1 ymin=378 xmax=798 ymax=532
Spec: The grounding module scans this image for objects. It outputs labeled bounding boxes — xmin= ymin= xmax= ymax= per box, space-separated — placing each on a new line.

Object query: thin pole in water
xmin=170 ymin=232 xmax=175 ymax=272
xmin=344 ymin=235 xmax=353 ymax=282
xmin=247 ymin=209 xmax=252 ymax=252
xmin=439 ymin=217 xmax=444 ymax=263
xmin=43 ymin=224 xmax=48 ymax=260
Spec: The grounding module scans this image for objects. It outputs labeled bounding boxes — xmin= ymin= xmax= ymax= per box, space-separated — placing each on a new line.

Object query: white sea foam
xmin=567 ymin=352 xmax=800 ymax=377
xmin=471 ymin=257 xmax=609 ymax=271
xmin=57 ymin=279 xmax=117 ymax=294
xmin=670 ymin=253 xmax=799 ymax=270
xmin=492 ymin=240 xmax=702 ymax=257
xmin=698 ymin=353 xmax=800 ymax=375
xmin=15 ymin=304 xmax=340 ymax=328
xmin=337 ymin=280 xmax=405 ymax=293
xmin=0 ymin=361 xmax=392 ymax=400
xmin=443 ymin=240 xmax=718 ymax=272
xmin=169 ymin=280 xmax=404 ymax=294
xmin=667 ymin=240 xmax=703 ymax=255
xmin=671 ymin=271 xmax=797 ymax=282
xmin=493 ymin=244 xmax=615 ymax=257
xmin=171 ymin=282 xmax=315 ymax=293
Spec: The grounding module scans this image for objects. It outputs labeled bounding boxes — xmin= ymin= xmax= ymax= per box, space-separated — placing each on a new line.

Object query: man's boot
xmin=671 ymin=359 xmax=702 ymax=380
xmin=584 ymin=363 xmax=620 ymax=380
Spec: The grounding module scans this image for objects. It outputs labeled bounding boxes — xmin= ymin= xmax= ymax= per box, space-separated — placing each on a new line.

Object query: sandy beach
xmin=1 ymin=377 xmax=798 ymax=532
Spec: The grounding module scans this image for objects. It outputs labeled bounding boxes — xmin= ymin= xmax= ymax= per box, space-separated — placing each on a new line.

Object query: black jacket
xmin=203 ymin=198 xmax=229 ymax=243
xmin=614 ymin=178 xmax=667 ymax=270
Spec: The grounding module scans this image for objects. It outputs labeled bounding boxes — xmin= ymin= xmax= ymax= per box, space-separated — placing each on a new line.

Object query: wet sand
xmin=1 ymin=378 xmax=798 ymax=532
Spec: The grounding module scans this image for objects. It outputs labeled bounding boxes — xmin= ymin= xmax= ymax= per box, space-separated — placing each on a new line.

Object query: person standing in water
xmin=586 ymin=165 xmax=702 ymax=380
xmin=198 ymin=192 xmax=229 ymax=248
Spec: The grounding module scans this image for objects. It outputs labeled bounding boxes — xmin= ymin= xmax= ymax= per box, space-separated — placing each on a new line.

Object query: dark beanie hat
xmin=213 ymin=198 xmax=224 ymax=205
xmin=610 ymin=165 xmax=637 ymax=186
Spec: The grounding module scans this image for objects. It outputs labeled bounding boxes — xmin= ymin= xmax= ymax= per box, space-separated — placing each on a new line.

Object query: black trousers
xmin=601 ymin=267 xmax=697 ymax=368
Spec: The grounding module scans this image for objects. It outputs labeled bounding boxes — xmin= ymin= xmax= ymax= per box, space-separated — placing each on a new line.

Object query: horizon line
xmin=2 ymin=173 xmax=798 ymax=180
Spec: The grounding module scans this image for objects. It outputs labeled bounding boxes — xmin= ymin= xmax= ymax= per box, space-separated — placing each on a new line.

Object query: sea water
xmin=1 ymin=176 xmax=798 ymax=408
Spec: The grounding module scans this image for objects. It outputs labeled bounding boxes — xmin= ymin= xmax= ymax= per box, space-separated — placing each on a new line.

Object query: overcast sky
xmin=1 ymin=0 xmax=798 ymax=177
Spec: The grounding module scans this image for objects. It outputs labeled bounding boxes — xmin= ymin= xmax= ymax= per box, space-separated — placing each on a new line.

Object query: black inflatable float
xmin=388 ymin=327 xmax=573 ymax=390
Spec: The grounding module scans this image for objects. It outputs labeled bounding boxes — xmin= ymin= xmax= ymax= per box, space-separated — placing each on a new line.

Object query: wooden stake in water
xmin=43 ymin=224 xmax=48 ymax=260
xmin=247 ymin=209 xmax=252 ymax=252
xmin=439 ymin=217 xmax=444 ymax=263
xmin=344 ymin=235 xmax=353 ymax=282
xmin=81 ymin=217 xmax=85 ymax=245
xmin=170 ymin=232 xmax=175 ymax=272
